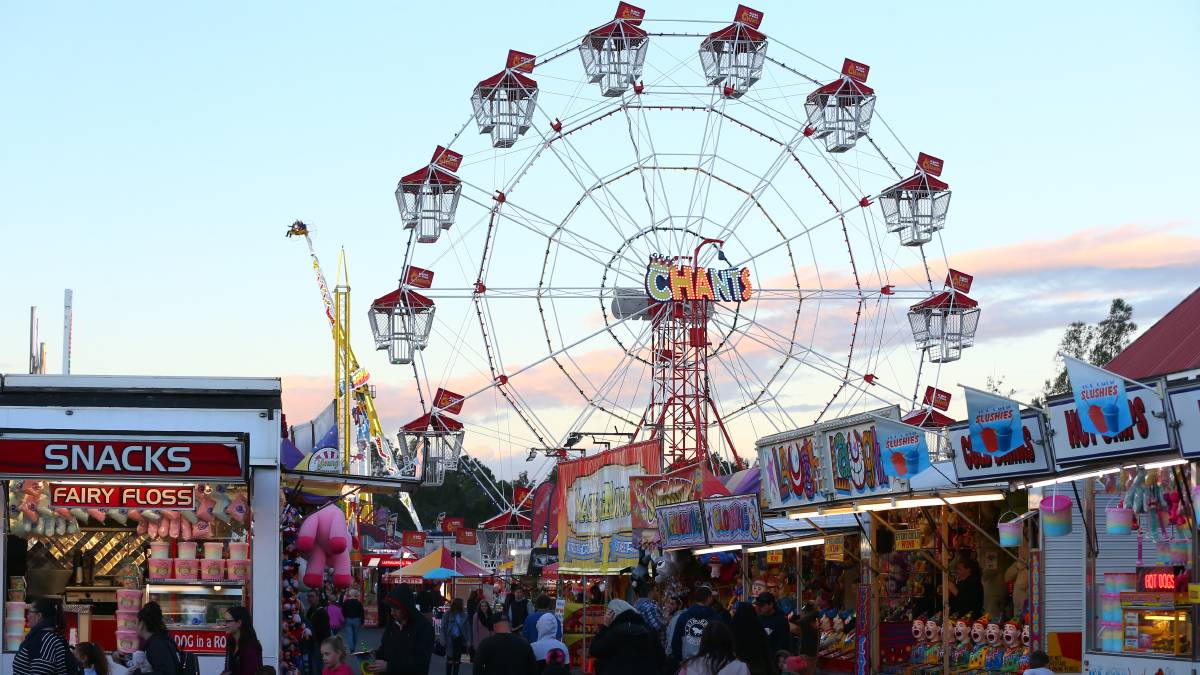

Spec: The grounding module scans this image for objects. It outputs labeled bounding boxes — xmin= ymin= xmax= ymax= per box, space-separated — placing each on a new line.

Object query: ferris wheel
xmin=370 ymin=3 xmax=981 ymax=484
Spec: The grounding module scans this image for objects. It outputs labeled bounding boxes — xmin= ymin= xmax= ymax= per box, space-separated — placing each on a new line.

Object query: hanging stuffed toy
xmin=296 ymin=503 xmax=352 ymax=589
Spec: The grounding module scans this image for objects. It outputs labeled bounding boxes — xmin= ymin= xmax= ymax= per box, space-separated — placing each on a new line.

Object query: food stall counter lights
xmin=693 ymin=544 xmax=743 ymax=555
xmin=746 ymin=538 xmax=824 ymax=553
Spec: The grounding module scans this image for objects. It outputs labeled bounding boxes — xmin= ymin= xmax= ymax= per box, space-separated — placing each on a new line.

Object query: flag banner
xmin=1064 ymin=356 xmax=1133 ymax=437
xmin=874 ymin=416 xmax=932 ymax=479
xmin=964 ymin=386 xmax=1024 ymax=457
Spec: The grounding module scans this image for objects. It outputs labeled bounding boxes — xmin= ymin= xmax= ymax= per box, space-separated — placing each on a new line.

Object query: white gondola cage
xmin=399 ymin=413 xmax=465 ymax=487
xmin=368 ymin=288 xmax=435 ymax=365
xmin=878 ymin=153 xmax=952 ymax=247
xmin=908 ymin=270 xmax=979 ymax=364
xmin=472 ymin=50 xmax=539 ymax=148
xmin=699 ymin=5 xmax=766 ymax=98
xmin=396 ymin=146 xmax=463 ymax=243
xmin=580 ymin=2 xmax=649 ymax=97
xmin=804 ymin=58 xmax=876 ymax=153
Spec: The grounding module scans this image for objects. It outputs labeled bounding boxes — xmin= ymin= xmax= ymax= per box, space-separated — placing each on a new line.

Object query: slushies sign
xmin=645 ymin=256 xmax=753 ymax=303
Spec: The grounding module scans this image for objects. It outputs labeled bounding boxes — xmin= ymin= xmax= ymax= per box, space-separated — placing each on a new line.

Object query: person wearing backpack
xmin=13 ymin=598 xmax=79 ymax=675
xmin=441 ymin=598 xmax=468 ymax=675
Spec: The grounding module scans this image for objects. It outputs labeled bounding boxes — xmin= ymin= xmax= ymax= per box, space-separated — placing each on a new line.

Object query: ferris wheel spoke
xmin=708 ymin=330 xmax=797 ymax=433
xmin=620 ymin=105 xmax=669 ymax=256
xmin=717 ymin=308 xmax=914 ymax=406
xmin=555 ymin=323 xmax=655 ymax=435
xmin=457 ymin=190 xmax=645 ymax=288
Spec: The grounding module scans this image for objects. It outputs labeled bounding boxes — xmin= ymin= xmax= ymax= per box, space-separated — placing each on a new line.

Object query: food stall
xmin=0 ymin=374 xmax=282 ymax=675
xmin=1042 ymin=369 xmax=1197 ymax=674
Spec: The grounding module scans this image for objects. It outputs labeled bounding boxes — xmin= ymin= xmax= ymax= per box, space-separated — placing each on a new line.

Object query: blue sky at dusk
xmin=3 ymin=1 xmax=1198 ymax=476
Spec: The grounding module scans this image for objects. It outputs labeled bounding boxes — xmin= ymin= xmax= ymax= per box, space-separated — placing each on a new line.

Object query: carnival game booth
xmin=0 ymin=375 xmax=282 ymax=675
xmin=757 ymin=404 xmax=1045 ymax=674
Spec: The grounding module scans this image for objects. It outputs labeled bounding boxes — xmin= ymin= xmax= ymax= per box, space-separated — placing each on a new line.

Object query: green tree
xmin=985 ymin=374 xmax=1017 ymax=398
xmin=1042 ymin=298 xmax=1137 ymax=400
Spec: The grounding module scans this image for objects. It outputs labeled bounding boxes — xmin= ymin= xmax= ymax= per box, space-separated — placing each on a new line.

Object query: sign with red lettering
xmin=949 ymin=409 xmax=1053 ymax=484
xmin=1047 ymin=390 xmax=1171 ymax=467
xmin=1137 ymin=566 xmax=1183 ymax=593
xmin=173 ymin=628 xmax=227 ymax=654
xmin=455 ymin=529 xmax=478 ymax=545
xmin=50 ymin=484 xmax=195 ymax=510
xmin=0 ymin=434 xmax=243 ymax=481
xmin=402 ymin=531 xmax=426 ymax=548
xmin=1168 ymin=384 xmax=1200 ymax=459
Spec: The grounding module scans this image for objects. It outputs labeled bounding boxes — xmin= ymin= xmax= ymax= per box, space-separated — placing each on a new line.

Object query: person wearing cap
xmin=753 ymin=592 xmax=790 ymax=653
xmin=671 ymin=586 xmax=720 ymax=666
xmin=589 ymin=599 xmax=663 ymax=675
xmin=365 ymin=585 xmax=435 ymax=674
xmin=475 ymin=612 xmax=538 ymax=675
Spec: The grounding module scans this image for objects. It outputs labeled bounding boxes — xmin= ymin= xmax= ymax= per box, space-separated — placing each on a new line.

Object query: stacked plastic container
xmin=1100 ymin=572 xmax=1137 ymax=652
xmin=175 ymin=541 xmax=199 ymax=580
xmin=115 ymin=589 xmax=142 ymax=654
xmin=4 ymin=602 xmax=25 ymax=651
xmin=147 ymin=540 xmax=172 ymax=580
xmin=201 ymin=542 xmax=225 ymax=581
xmin=228 ymin=541 xmax=250 ymax=580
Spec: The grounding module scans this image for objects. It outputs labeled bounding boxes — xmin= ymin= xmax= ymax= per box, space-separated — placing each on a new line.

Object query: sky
xmin=3 ymin=1 xmax=1199 ymax=480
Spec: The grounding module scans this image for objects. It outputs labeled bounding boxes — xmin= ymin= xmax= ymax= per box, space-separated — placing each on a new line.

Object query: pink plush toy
xmin=296 ymin=504 xmax=352 ymax=589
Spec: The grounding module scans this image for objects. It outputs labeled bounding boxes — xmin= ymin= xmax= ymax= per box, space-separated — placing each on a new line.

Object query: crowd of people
xmin=8 ymin=575 xmax=1059 ymax=675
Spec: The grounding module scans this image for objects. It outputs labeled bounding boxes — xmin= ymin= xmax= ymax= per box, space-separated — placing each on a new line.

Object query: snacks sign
xmin=948 ymin=409 xmax=1053 ymax=484
xmin=0 ymin=434 xmax=243 ymax=481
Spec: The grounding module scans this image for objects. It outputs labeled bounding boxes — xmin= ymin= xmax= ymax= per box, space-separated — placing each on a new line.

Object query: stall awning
xmin=395 ymin=545 xmax=489 ymax=579
xmin=479 ymin=510 xmax=531 ymax=530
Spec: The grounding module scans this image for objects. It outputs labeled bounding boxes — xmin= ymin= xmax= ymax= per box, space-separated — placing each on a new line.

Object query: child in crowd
xmin=321 ymin=636 xmax=353 ymax=675
xmin=74 ymin=642 xmax=109 ymax=675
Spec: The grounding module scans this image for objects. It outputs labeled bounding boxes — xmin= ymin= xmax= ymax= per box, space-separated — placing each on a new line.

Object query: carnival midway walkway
xmin=357 ymin=626 xmax=474 ymax=675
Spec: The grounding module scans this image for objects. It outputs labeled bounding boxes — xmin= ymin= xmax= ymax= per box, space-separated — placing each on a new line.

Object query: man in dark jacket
xmin=367 ymin=586 xmax=435 ymax=675
xmin=475 ymin=614 xmax=538 ymax=675
xmin=754 ymin=592 xmax=791 ymax=653
xmin=670 ymin=587 xmax=719 ymax=665
xmin=589 ymin=600 xmax=663 ymax=675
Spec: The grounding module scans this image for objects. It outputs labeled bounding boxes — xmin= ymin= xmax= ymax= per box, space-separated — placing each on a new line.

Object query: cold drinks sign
xmin=0 ymin=434 xmax=244 ymax=481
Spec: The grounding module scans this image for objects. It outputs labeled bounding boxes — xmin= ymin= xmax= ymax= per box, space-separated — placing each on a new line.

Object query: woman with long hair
xmin=222 ymin=605 xmax=264 ymax=675
xmin=136 ymin=601 xmax=179 ymax=675
xmin=471 ymin=597 xmax=494 ymax=657
xmin=441 ymin=598 xmax=468 ymax=675
xmin=730 ymin=603 xmax=775 ymax=675
xmin=679 ymin=621 xmax=749 ymax=675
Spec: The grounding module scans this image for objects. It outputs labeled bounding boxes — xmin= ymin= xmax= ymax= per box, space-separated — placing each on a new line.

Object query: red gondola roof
xmin=398 ymin=165 xmax=460 ymax=187
xmin=475 ymin=69 xmax=538 ymax=94
xmin=586 ymin=18 xmax=648 ymax=42
xmin=901 ymin=408 xmax=957 ymax=428
xmin=910 ymin=291 xmax=978 ymax=312
xmin=702 ymin=22 xmax=766 ymax=47
xmin=401 ymin=412 xmax=464 ymax=433
xmin=479 ymin=510 xmax=531 ymax=530
xmin=809 ymin=76 xmax=875 ymax=99
xmin=371 ymin=288 xmax=434 ymax=310
xmin=885 ymin=172 xmax=950 ymax=193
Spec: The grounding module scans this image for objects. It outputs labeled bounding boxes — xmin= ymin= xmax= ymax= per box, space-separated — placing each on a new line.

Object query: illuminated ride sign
xmin=644 ymin=256 xmax=753 ymax=303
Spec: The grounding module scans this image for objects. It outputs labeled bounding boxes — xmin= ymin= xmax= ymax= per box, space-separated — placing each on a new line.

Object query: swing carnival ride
xmin=370 ymin=3 xmax=982 ymax=496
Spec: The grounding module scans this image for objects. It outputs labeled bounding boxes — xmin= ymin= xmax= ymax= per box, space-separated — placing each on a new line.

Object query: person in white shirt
xmin=530 ymin=613 xmax=570 ymax=669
